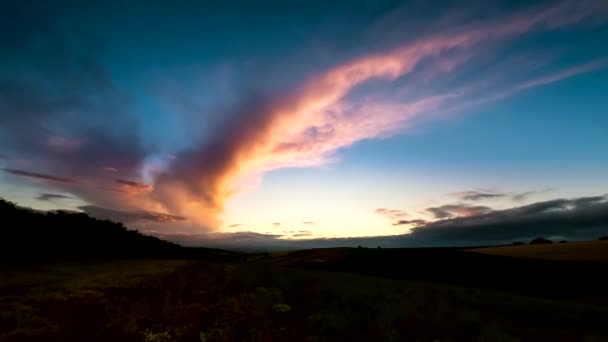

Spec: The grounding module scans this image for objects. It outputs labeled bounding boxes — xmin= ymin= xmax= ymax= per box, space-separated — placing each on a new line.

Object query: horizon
xmin=1 ymin=0 xmax=608 ymax=249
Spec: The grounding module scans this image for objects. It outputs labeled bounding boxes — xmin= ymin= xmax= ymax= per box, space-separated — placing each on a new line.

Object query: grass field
xmin=468 ymin=240 xmax=608 ymax=261
xmin=2 ymin=248 xmax=608 ymax=342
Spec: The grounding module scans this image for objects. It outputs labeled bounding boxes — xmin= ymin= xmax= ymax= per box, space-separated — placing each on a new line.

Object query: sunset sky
xmin=1 ymin=0 xmax=607 ymax=249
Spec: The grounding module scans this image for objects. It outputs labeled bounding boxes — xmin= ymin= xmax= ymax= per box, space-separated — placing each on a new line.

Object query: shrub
xmin=530 ymin=237 xmax=552 ymax=245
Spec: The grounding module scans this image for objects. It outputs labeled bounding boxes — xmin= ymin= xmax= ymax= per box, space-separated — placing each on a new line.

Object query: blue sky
xmin=1 ymin=0 xmax=607 ymax=247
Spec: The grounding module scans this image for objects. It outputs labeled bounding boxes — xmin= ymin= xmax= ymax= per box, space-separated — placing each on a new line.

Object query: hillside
xmin=0 ymin=198 xmax=237 ymax=261
xmin=467 ymin=240 xmax=608 ymax=261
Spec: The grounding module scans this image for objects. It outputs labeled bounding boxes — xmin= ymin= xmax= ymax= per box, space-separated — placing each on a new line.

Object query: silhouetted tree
xmin=530 ymin=237 xmax=552 ymax=245
xmin=511 ymin=241 xmax=525 ymax=246
xmin=600 ymin=236 xmax=608 ymax=241
xmin=559 ymin=240 xmax=568 ymax=243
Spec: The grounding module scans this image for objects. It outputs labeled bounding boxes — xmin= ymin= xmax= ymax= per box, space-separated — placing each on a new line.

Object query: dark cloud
xmin=392 ymin=219 xmax=428 ymax=226
xmin=426 ymin=204 xmax=493 ymax=219
xmin=449 ymin=191 xmax=506 ymax=201
xmin=79 ymin=205 xmax=187 ymax=224
xmin=0 ymin=154 xmax=8 ymax=159
xmin=451 ymin=189 xmax=556 ymax=202
xmin=3 ymin=168 xmax=80 ymax=184
xmin=36 ymin=193 xmax=72 ymax=201
xmin=229 ymin=224 xmax=246 ymax=228
xmin=410 ymin=195 xmax=608 ymax=244
xmin=512 ymin=191 xmax=536 ymax=202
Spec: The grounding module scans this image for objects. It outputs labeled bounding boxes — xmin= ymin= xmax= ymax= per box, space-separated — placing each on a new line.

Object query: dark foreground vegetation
xmin=1 ymin=199 xmax=608 ymax=341
xmin=0 ymin=199 xmax=239 ymax=261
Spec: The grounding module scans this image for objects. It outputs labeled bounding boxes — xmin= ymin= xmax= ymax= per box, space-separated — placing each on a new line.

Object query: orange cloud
xmin=152 ymin=1 xmax=606 ymax=229
xmin=114 ymin=179 xmax=153 ymax=195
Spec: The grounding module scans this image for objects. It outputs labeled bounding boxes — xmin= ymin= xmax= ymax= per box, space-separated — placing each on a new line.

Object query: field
xmin=2 ymin=246 xmax=608 ymax=342
xmin=467 ymin=240 xmax=608 ymax=261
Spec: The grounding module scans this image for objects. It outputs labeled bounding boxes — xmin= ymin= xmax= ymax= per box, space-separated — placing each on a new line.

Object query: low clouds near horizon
xmin=159 ymin=194 xmax=608 ymax=250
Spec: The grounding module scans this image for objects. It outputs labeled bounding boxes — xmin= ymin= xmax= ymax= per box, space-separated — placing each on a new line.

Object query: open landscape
xmin=2 ymin=0 xmax=608 ymax=340
xmin=2 ymin=198 xmax=608 ymax=342
xmin=3 ymin=247 xmax=608 ymax=341
xmin=469 ymin=240 xmax=608 ymax=261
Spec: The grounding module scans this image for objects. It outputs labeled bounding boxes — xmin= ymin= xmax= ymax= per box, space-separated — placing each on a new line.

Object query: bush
xmin=530 ymin=238 xmax=552 ymax=245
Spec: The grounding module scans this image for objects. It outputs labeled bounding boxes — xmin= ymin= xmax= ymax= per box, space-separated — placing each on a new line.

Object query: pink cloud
xmin=46 ymin=136 xmax=83 ymax=153
xmin=151 ymin=1 xmax=607 ymax=230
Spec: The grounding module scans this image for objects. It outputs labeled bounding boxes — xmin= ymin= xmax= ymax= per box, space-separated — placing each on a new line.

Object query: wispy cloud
xmin=515 ymin=57 xmax=608 ymax=91
xmin=36 ymin=193 xmax=72 ymax=201
xmin=2 ymin=168 xmax=80 ymax=184
xmin=79 ymin=205 xmax=187 ymax=224
xmin=392 ymin=219 xmax=428 ymax=227
xmin=114 ymin=179 xmax=153 ymax=195
xmin=449 ymin=191 xmax=506 ymax=201
xmin=1 ymin=0 xmax=606 ymax=233
xmin=152 ymin=1 xmax=607 ymax=228
xmin=375 ymin=208 xmax=409 ymax=220
xmin=426 ymin=204 xmax=493 ymax=219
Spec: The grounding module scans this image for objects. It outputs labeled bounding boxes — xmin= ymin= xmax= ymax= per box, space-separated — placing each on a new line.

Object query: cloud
xmin=2 ymin=168 xmax=80 ymax=184
xmin=229 ymin=224 xmax=246 ymax=228
xmin=114 ymin=179 xmax=153 ymax=195
xmin=46 ymin=136 xmax=83 ymax=153
xmin=154 ymin=194 xmax=608 ymax=251
xmin=79 ymin=205 xmax=187 ymax=224
xmin=392 ymin=219 xmax=428 ymax=227
xmin=409 ymin=195 xmax=608 ymax=244
xmin=272 ymin=222 xmax=281 ymax=226
xmin=152 ymin=1 xmax=606 ymax=227
xmin=2 ymin=1 xmax=606 ymax=234
xmin=375 ymin=208 xmax=409 ymax=220
xmin=451 ymin=189 xmax=556 ymax=203
xmin=426 ymin=204 xmax=493 ymax=219
xmin=515 ymin=57 xmax=608 ymax=91
xmin=303 ymin=221 xmax=316 ymax=225
xmin=36 ymin=193 xmax=72 ymax=201
xmin=449 ymin=191 xmax=506 ymax=201
xmin=0 ymin=154 xmax=8 ymax=159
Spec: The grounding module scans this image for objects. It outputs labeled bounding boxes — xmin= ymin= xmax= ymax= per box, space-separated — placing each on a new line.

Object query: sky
xmin=1 ymin=0 xmax=608 ymax=249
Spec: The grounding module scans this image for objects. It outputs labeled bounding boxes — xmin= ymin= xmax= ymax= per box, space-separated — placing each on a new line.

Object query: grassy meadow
xmin=468 ymin=240 xmax=608 ymax=261
xmin=2 ymin=246 xmax=608 ymax=342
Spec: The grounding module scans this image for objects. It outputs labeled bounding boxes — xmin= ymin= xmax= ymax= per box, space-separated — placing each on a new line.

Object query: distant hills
xmin=0 ymin=198 xmax=239 ymax=261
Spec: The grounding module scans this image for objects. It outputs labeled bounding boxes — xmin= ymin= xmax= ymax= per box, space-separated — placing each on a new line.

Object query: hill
xmin=467 ymin=240 xmax=608 ymax=261
xmin=0 ymin=198 xmax=238 ymax=261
